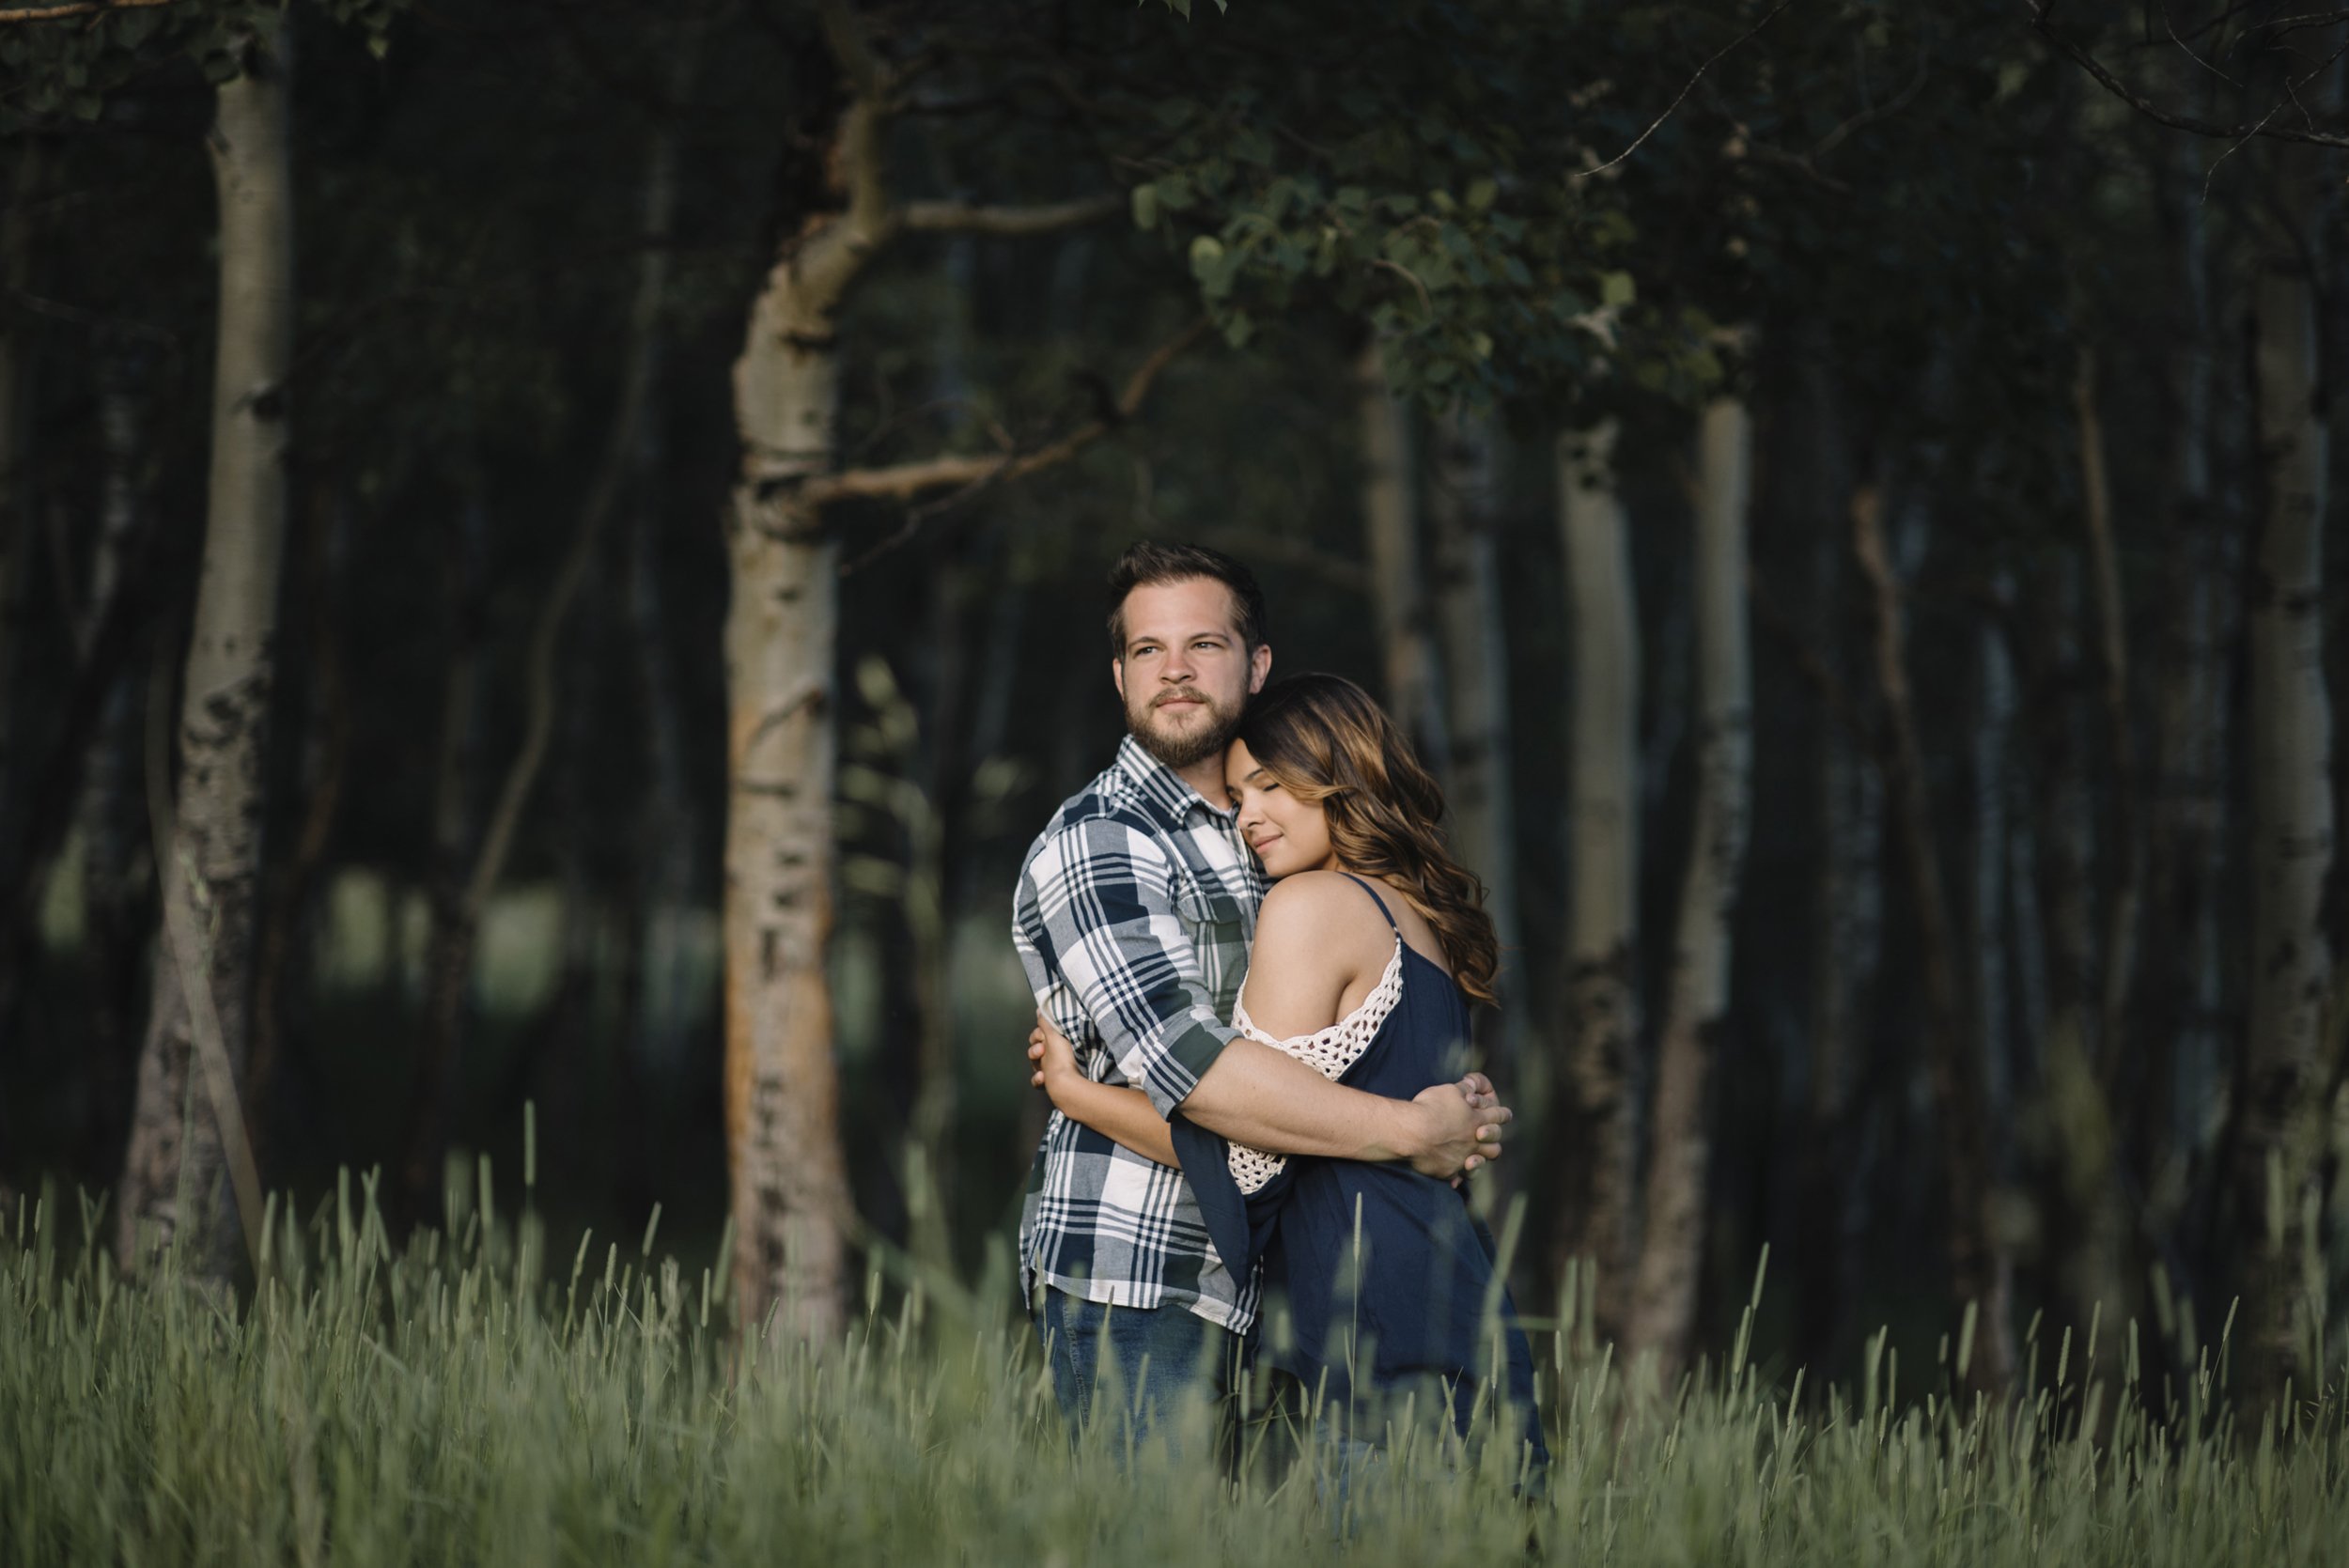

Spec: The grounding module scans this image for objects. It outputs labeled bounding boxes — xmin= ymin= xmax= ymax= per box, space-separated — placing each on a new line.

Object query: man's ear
xmin=1249 ymin=643 xmax=1272 ymax=694
xmin=1111 ymin=657 xmax=1127 ymax=702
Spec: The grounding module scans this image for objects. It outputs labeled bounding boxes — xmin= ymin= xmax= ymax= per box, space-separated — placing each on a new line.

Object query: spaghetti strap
xmin=1338 ymin=872 xmax=1400 ymax=930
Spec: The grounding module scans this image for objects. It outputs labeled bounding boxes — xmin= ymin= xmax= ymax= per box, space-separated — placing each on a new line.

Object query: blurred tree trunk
xmin=0 ymin=141 xmax=41 ymax=825
xmin=1551 ymin=418 xmax=1639 ymax=1344
xmin=116 ymin=23 xmax=293 ymax=1281
xmin=2027 ymin=461 xmax=2132 ymax=1348
xmin=1795 ymin=366 xmax=1878 ymax=1380
xmin=1852 ymin=481 xmax=2015 ymax=1396
xmin=248 ymin=481 xmax=351 ymax=1163
xmin=1626 ymin=395 xmax=1752 ymax=1382
xmin=2144 ymin=131 xmax=2229 ymax=1249
xmin=1427 ymin=411 xmax=1522 ymax=1069
xmin=908 ymin=551 xmax=974 ymax=1274
xmin=400 ymin=80 xmax=683 ymax=1217
xmin=76 ymin=349 xmax=151 ymax=1174
xmin=2237 ymin=163 xmax=2335 ymax=1405
xmin=1357 ymin=341 xmax=1448 ymax=772
xmin=2077 ymin=350 xmax=2141 ymax=1091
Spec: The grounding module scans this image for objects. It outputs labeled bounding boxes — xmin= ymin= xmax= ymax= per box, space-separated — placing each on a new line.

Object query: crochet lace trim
xmin=1225 ymin=939 xmax=1405 ymax=1194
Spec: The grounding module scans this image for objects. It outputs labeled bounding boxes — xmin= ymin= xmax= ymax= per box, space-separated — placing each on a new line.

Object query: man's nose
xmin=1160 ymin=644 xmax=1196 ymax=681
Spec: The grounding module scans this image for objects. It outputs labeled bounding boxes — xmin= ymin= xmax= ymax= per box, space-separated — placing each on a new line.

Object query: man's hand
xmin=1406 ymin=1073 xmax=1511 ymax=1182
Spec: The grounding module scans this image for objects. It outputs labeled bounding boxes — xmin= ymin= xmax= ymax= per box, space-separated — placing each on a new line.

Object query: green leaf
xmin=1189 ymin=234 xmax=1225 ymax=278
xmin=1156 ymin=174 xmax=1194 ymax=212
xmin=368 ymin=32 xmax=390 ymax=60
xmin=1231 ymin=128 xmax=1275 ymax=167
xmin=1130 ymin=183 xmax=1159 ymax=230
xmin=1600 ymin=271 xmax=1636 ymax=307
xmin=1466 ymin=177 xmax=1499 ymax=212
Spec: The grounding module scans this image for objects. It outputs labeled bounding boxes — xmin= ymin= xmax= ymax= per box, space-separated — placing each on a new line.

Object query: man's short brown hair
xmin=1105 ymin=540 xmax=1269 ymax=659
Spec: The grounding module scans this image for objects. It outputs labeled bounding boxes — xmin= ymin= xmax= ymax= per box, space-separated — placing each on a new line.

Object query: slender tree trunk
xmin=2077 ymin=350 xmax=2141 ymax=1090
xmin=1551 ymin=418 xmax=1640 ymax=1344
xmin=1357 ymin=341 xmax=1448 ymax=772
xmin=401 ymin=85 xmax=683 ymax=1215
xmin=1427 ymin=410 xmax=1523 ymax=1064
xmin=116 ymin=24 xmax=293 ymax=1280
xmin=1626 ymin=396 xmax=1753 ymax=1382
xmin=2145 ymin=131 xmax=2229 ymax=1231
xmin=247 ymin=481 xmax=351 ymax=1157
xmin=0 ymin=141 xmax=42 ymax=821
xmin=77 ymin=349 xmax=150 ymax=1174
xmin=1852 ymin=482 xmax=2015 ymax=1395
xmin=1794 ymin=360 xmax=1878 ymax=1380
xmin=2238 ymin=201 xmax=2335 ymax=1405
xmin=722 ymin=83 xmax=888 ymax=1340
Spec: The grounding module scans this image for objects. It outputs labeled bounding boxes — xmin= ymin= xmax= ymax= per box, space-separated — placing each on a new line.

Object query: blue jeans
xmin=1039 ymin=1289 xmax=1232 ymax=1452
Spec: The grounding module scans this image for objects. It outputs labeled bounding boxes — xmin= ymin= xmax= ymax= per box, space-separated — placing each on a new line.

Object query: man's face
xmin=1112 ymin=577 xmax=1272 ymax=773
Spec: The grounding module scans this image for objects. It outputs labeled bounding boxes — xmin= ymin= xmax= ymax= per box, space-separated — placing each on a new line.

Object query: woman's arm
xmin=1029 ymin=1017 xmax=1180 ymax=1168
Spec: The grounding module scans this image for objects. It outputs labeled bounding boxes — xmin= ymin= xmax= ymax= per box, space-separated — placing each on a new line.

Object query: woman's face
xmin=1226 ymin=739 xmax=1339 ymax=878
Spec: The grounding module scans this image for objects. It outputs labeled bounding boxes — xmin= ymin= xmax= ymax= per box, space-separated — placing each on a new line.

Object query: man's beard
xmin=1127 ymin=685 xmax=1246 ymax=771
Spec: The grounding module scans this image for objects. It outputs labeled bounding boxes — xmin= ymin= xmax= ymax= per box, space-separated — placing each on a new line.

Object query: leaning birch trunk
xmin=1625 ymin=396 xmax=1752 ymax=1383
xmin=1357 ymin=341 xmax=1447 ymax=771
xmin=1427 ymin=411 xmax=1522 ymax=1063
xmin=2239 ymin=225 xmax=2335 ymax=1405
xmin=723 ymin=88 xmax=896 ymax=1342
xmin=1552 ymin=418 xmax=1640 ymax=1343
xmin=116 ymin=23 xmax=292 ymax=1279
xmin=1852 ymin=483 xmax=2015 ymax=1396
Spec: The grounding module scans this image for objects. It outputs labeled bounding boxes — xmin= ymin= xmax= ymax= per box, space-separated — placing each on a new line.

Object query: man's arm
xmin=1181 ymin=1043 xmax=1509 ymax=1178
xmin=1019 ymin=815 xmax=1238 ymax=1117
xmin=1019 ymin=814 xmax=1508 ymax=1178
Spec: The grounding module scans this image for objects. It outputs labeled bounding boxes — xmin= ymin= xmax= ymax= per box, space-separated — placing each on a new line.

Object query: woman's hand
xmin=1027 ymin=1012 xmax=1081 ymax=1105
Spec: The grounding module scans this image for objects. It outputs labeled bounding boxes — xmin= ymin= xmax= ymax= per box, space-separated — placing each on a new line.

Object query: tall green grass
xmin=6 ymin=1169 xmax=2348 ymax=1566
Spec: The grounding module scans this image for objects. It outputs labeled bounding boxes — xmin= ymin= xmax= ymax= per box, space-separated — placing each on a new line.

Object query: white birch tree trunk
xmin=722 ymin=85 xmax=895 ymax=1342
xmin=1552 ymin=418 xmax=1640 ymax=1343
xmin=116 ymin=23 xmax=293 ymax=1279
xmin=1626 ymin=396 xmax=1752 ymax=1381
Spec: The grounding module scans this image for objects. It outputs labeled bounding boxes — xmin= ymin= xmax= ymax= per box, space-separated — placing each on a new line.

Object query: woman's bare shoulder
xmin=1256 ymin=871 xmax=1392 ymax=940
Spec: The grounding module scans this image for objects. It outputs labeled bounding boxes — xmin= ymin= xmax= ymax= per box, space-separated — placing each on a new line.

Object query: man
xmin=1013 ymin=540 xmax=1511 ymax=1440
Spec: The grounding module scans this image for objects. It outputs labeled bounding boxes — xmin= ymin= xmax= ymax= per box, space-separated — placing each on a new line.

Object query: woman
xmin=1029 ymin=673 xmax=1544 ymax=1468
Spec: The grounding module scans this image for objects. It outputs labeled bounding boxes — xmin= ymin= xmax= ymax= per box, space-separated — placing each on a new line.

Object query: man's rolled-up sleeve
xmin=1018 ymin=815 xmax=1236 ymax=1119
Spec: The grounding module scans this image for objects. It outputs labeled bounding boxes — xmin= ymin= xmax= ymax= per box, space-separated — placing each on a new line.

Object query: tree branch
xmin=0 ymin=0 xmax=178 ymax=23
xmin=899 ymin=193 xmax=1122 ymax=236
xmin=2030 ymin=0 xmax=2349 ymax=147
xmin=823 ymin=316 xmax=1213 ymax=571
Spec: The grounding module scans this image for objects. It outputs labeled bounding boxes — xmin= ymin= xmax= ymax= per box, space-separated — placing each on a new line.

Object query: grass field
xmin=7 ymin=1169 xmax=2348 ymax=1567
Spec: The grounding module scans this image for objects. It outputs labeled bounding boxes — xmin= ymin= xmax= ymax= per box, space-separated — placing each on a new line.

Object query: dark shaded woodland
xmin=5 ymin=0 xmax=2348 ymax=1405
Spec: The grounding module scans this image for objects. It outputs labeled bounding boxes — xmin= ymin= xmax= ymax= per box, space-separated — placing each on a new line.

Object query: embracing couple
xmin=1013 ymin=540 xmax=1545 ymax=1472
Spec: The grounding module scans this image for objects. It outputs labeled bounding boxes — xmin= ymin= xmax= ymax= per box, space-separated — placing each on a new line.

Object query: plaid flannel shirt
xmin=1015 ymin=735 xmax=1267 ymax=1331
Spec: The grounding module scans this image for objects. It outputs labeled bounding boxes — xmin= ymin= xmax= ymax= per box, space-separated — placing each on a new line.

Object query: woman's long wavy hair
xmin=1237 ymin=674 xmax=1500 ymax=1003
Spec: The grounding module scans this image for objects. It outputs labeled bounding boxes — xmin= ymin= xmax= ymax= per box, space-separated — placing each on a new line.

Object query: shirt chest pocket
xmin=1174 ymin=878 xmax=1246 ymax=947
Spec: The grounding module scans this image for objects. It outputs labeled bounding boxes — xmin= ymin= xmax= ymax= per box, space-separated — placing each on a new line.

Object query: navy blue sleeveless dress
xmin=1170 ymin=876 xmax=1547 ymax=1463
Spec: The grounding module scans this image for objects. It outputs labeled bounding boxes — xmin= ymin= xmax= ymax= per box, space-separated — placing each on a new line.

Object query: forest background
xmin=2 ymin=0 xmax=2343 ymax=1414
